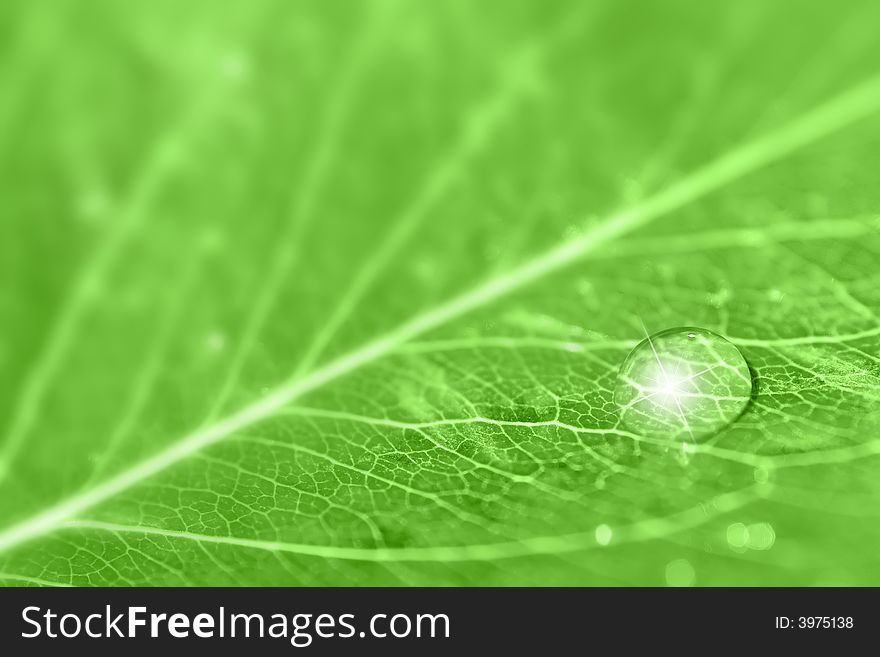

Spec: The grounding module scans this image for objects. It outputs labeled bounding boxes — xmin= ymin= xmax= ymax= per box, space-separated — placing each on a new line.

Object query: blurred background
xmin=1 ymin=0 xmax=879 ymax=586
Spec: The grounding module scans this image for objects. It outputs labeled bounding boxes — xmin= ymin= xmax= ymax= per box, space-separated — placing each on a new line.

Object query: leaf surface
xmin=1 ymin=0 xmax=879 ymax=586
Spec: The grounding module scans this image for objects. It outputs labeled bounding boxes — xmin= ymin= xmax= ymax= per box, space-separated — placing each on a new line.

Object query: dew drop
xmin=746 ymin=522 xmax=776 ymax=551
xmin=594 ymin=524 xmax=612 ymax=546
xmin=726 ymin=522 xmax=750 ymax=552
xmin=665 ymin=558 xmax=696 ymax=587
xmin=614 ymin=326 xmax=752 ymax=441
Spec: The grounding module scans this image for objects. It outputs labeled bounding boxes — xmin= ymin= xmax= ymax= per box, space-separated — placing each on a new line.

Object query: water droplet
xmin=665 ymin=558 xmax=696 ymax=587
xmin=614 ymin=327 xmax=752 ymax=441
xmin=726 ymin=522 xmax=749 ymax=552
xmin=746 ymin=522 xmax=775 ymax=551
xmin=726 ymin=521 xmax=776 ymax=552
xmin=594 ymin=524 xmax=612 ymax=546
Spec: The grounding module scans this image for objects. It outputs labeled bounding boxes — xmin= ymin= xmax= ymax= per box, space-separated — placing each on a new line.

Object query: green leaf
xmin=1 ymin=0 xmax=879 ymax=586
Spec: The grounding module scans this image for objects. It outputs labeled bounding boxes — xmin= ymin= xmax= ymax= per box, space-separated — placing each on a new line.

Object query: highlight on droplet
xmin=614 ymin=326 xmax=753 ymax=441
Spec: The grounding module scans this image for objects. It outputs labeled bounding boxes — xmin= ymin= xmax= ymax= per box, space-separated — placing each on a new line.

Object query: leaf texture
xmin=1 ymin=0 xmax=879 ymax=586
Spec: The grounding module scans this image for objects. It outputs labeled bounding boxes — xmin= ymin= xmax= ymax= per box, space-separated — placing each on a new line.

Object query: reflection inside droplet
xmin=614 ymin=326 xmax=752 ymax=441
